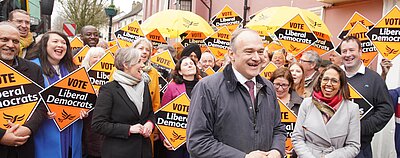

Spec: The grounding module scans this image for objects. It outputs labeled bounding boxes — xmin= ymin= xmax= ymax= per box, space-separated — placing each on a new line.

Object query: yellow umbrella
xmin=246 ymin=6 xmax=332 ymax=37
xmin=141 ymin=9 xmax=214 ymax=38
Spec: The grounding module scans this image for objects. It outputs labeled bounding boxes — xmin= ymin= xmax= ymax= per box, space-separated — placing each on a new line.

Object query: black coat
xmin=0 ymin=57 xmax=46 ymax=158
xmin=92 ymin=81 xmax=155 ymax=158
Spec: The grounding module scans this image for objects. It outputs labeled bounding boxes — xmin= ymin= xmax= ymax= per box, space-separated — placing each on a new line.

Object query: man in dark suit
xmin=0 ymin=21 xmax=46 ymax=158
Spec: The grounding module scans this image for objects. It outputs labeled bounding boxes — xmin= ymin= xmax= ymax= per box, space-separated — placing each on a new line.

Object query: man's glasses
xmin=321 ymin=77 xmax=339 ymax=85
xmin=273 ymin=83 xmax=289 ymax=89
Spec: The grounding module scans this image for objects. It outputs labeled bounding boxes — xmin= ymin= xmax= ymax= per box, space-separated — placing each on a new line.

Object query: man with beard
xmin=0 ymin=22 xmax=46 ymax=158
xmin=8 ymin=9 xmax=34 ymax=58
xmin=73 ymin=25 xmax=100 ymax=55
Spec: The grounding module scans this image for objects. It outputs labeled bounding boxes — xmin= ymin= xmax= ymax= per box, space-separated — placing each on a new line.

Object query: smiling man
xmin=0 ymin=21 xmax=46 ymax=158
xmin=8 ymin=9 xmax=34 ymax=58
xmin=73 ymin=25 xmax=99 ymax=55
xmin=187 ymin=29 xmax=286 ymax=158
xmin=340 ymin=36 xmax=393 ymax=158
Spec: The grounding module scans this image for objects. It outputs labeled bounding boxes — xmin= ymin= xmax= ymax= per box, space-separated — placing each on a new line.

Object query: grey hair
xmin=200 ymin=52 xmax=215 ymax=61
xmin=114 ymin=47 xmax=141 ymax=71
xmin=230 ymin=28 xmax=259 ymax=53
xmin=81 ymin=47 xmax=106 ymax=69
xmin=132 ymin=37 xmax=153 ymax=49
xmin=302 ymin=50 xmax=322 ymax=70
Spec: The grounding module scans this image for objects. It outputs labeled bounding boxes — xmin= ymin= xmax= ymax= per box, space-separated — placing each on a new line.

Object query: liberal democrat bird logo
xmin=384 ymin=45 xmax=398 ymax=56
xmin=183 ymin=18 xmax=199 ymax=28
xmin=3 ymin=113 xmax=25 ymax=128
xmin=58 ymin=110 xmax=76 ymax=123
xmin=307 ymin=17 xmax=322 ymax=28
xmin=289 ymin=44 xmax=300 ymax=52
xmin=170 ymin=131 xmax=185 ymax=142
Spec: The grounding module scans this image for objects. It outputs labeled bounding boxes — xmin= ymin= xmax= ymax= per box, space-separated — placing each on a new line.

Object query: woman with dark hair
xmin=270 ymin=67 xmax=303 ymax=115
xmin=292 ymin=64 xmax=360 ymax=158
xmin=161 ymin=56 xmax=201 ymax=158
xmin=289 ymin=62 xmax=306 ymax=97
xmin=26 ymin=31 xmax=86 ymax=158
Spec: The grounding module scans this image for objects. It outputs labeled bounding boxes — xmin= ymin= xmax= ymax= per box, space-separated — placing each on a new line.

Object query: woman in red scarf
xmin=292 ymin=64 xmax=360 ymax=158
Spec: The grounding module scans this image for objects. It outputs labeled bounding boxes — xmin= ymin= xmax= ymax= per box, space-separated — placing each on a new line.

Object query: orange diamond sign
xmin=346 ymin=22 xmax=378 ymax=67
xmin=73 ymin=45 xmax=90 ymax=67
xmin=115 ymin=20 xmax=144 ymax=48
xmin=40 ymin=68 xmax=97 ymax=131
xmin=155 ymin=93 xmax=190 ymax=150
xmin=259 ymin=63 xmax=278 ymax=80
xmin=274 ymin=14 xmax=317 ymax=56
xmin=367 ymin=6 xmax=400 ymax=60
xmin=88 ymin=52 xmax=115 ymax=92
xmin=277 ymin=99 xmax=297 ymax=156
xmin=204 ymin=27 xmax=231 ymax=60
xmin=348 ymin=83 xmax=373 ymax=119
xmin=0 ymin=61 xmax=43 ymax=130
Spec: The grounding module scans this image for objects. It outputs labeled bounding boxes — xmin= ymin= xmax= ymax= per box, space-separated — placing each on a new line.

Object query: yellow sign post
xmin=277 ymin=99 xmax=297 ymax=157
xmin=204 ymin=27 xmax=231 ymax=60
xmin=155 ymin=93 xmax=191 ymax=150
xmin=0 ymin=61 xmax=43 ymax=130
xmin=73 ymin=45 xmax=90 ymax=67
xmin=39 ymin=68 xmax=97 ymax=131
xmin=274 ymin=14 xmax=317 ymax=57
xmin=114 ymin=20 xmax=144 ymax=48
xmin=212 ymin=5 xmax=243 ymax=32
xmin=87 ymin=52 xmax=115 ymax=92
xmin=259 ymin=63 xmax=278 ymax=80
xmin=367 ymin=6 xmax=400 ymax=60
xmin=338 ymin=12 xmax=375 ymax=39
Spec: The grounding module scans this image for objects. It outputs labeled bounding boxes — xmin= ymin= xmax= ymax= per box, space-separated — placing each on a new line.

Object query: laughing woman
xmin=26 ymin=31 xmax=86 ymax=158
xmin=91 ymin=47 xmax=155 ymax=158
xmin=292 ymin=65 xmax=360 ymax=158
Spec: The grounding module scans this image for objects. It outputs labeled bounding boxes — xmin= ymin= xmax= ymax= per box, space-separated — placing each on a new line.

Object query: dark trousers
xmin=356 ymin=143 xmax=372 ymax=158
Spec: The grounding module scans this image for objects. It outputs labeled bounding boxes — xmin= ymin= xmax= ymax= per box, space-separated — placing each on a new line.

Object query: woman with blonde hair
xmin=81 ymin=47 xmax=106 ymax=70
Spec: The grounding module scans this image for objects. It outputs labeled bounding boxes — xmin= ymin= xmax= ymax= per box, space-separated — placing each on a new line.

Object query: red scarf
xmin=312 ymin=91 xmax=343 ymax=109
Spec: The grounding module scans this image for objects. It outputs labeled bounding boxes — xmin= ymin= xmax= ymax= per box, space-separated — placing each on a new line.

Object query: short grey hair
xmin=302 ymin=50 xmax=322 ymax=70
xmin=132 ymin=37 xmax=153 ymax=50
xmin=230 ymin=28 xmax=259 ymax=53
xmin=114 ymin=47 xmax=141 ymax=71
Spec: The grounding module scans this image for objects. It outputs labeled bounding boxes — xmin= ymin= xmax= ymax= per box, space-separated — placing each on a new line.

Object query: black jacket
xmin=92 ymin=81 xmax=155 ymax=158
xmin=0 ymin=57 xmax=46 ymax=158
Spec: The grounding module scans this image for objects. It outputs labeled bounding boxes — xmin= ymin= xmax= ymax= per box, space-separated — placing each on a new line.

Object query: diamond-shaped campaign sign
xmin=0 ymin=60 xmax=43 ymax=130
xmin=338 ymin=12 xmax=375 ymax=40
xmin=348 ymin=83 xmax=373 ymax=119
xmin=150 ymin=50 xmax=176 ymax=70
xmin=274 ymin=14 xmax=317 ymax=56
xmin=40 ymin=68 xmax=97 ymax=131
xmin=277 ymin=99 xmax=297 ymax=156
xmin=259 ymin=63 xmax=278 ymax=80
xmin=73 ymin=45 xmax=90 ymax=67
xmin=212 ymin=5 xmax=243 ymax=32
xmin=367 ymin=6 xmax=400 ymax=60
xmin=146 ymin=29 xmax=167 ymax=55
xmin=87 ymin=52 xmax=115 ymax=92
xmin=204 ymin=27 xmax=231 ymax=60
xmin=70 ymin=36 xmax=84 ymax=51
xmin=155 ymin=93 xmax=190 ymax=150
xmin=181 ymin=31 xmax=208 ymax=52
xmin=115 ymin=20 xmax=144 ymax=48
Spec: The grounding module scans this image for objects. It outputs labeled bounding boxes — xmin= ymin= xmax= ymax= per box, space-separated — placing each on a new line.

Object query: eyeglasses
xmin=321 ymin=77 xmax=339 ymax=85
xmin=299 ymin=59 xmax=313 ymax=63
xmin=273 ymin=83 xmax=289 ymax=89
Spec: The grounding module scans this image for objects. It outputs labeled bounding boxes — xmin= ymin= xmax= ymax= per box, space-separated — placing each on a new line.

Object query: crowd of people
xmin=0 ymin=9 xmax=398 ymax=158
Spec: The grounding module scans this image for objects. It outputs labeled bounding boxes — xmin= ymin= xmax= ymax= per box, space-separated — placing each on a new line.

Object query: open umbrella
xmin=141 ymin=9 xmax=214 ymax=38
xmin=246 ymin=6 xmax=334 ymax=56
xmin=246 ymin=6 xmax=331 ymax=37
